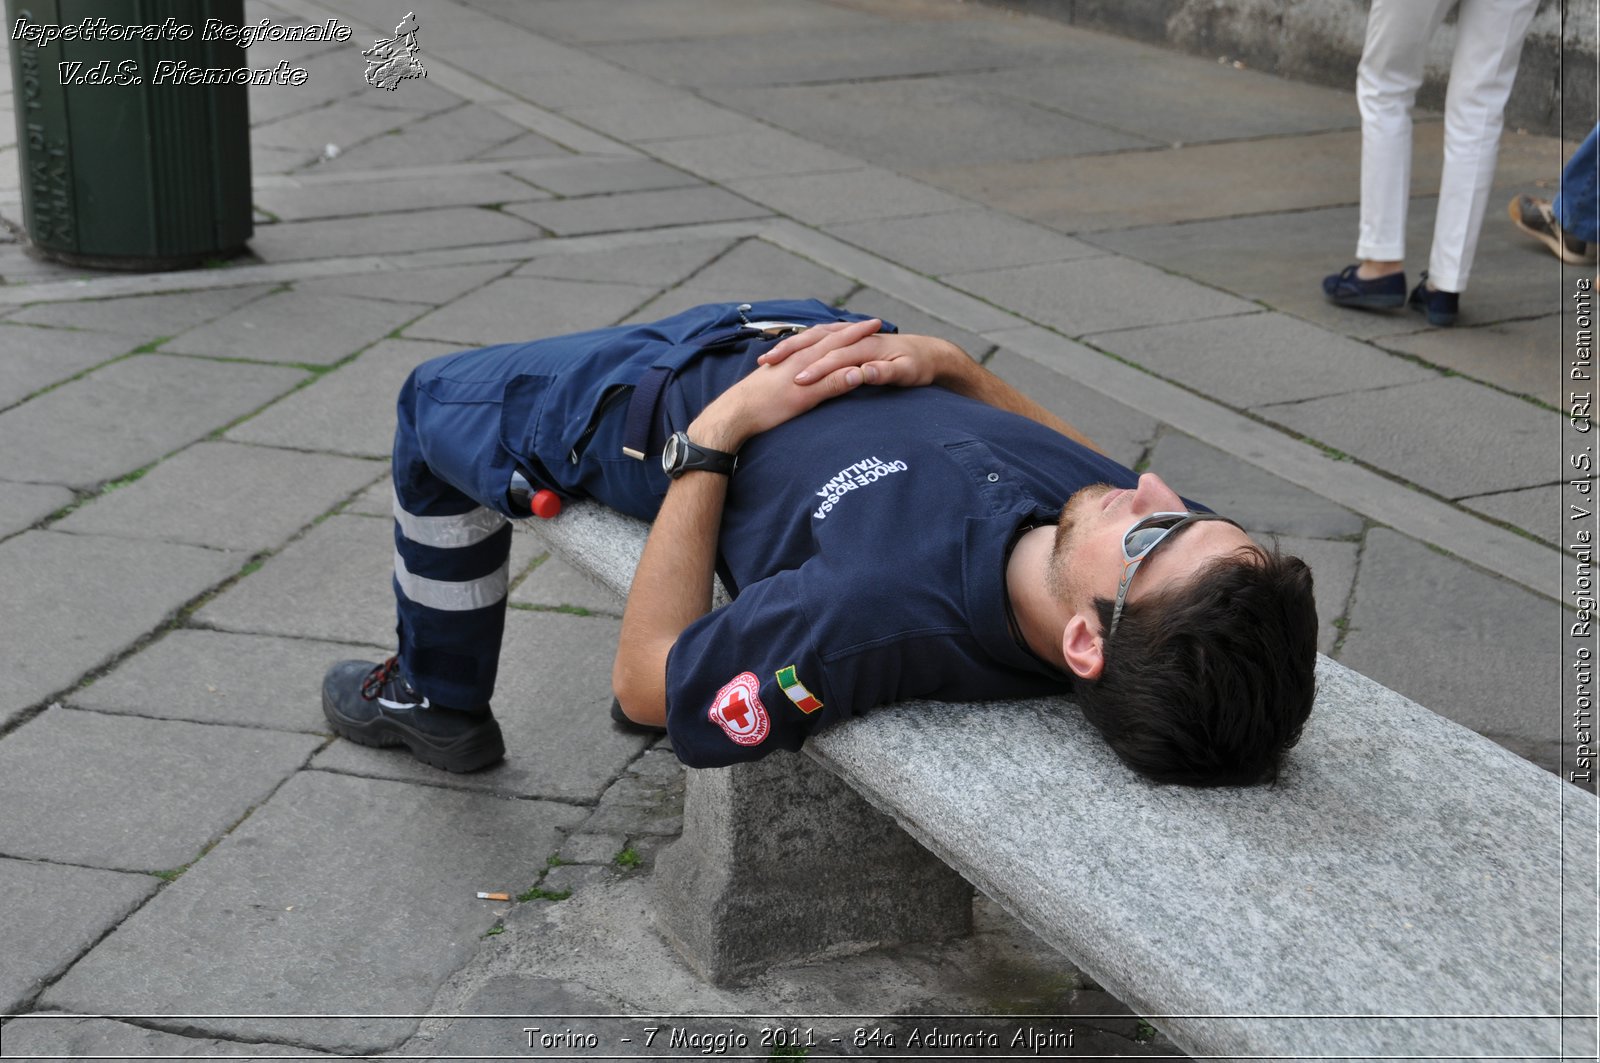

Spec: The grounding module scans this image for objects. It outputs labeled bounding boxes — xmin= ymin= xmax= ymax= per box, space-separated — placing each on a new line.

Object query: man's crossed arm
xmin=610 ymin=318 xmax=1100 ymax=727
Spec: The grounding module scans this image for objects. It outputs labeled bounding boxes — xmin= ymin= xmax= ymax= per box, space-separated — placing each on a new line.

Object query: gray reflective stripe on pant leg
xmin=393 ymin=550 xmax=509 ymax=611
xmin=392 ymin=487 xmax=509 ymax=549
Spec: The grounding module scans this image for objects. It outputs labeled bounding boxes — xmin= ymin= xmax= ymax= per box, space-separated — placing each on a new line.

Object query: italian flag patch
xmin=775 ymin=665 xmax=823 ymax=714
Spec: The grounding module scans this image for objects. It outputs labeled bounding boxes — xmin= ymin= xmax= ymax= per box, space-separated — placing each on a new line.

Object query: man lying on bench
xmin=322 ymin=299 xmax=1318 ymax=786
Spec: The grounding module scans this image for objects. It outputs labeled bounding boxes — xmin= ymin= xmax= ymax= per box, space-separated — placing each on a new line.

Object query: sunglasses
xmin=1108 ymin=510 xmax=1243 ymax=639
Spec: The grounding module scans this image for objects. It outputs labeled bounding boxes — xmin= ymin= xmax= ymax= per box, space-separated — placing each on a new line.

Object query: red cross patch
xmin=708 ymin=672 xmax=770 ymax=747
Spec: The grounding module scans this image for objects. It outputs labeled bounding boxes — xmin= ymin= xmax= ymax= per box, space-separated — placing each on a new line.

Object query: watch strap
xmin=664 ymin=431 xmax=737 ymax=478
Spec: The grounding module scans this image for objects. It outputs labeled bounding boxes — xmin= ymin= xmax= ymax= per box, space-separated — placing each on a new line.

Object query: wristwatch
xmin=661 ymin=430 xmax=738 ymax=479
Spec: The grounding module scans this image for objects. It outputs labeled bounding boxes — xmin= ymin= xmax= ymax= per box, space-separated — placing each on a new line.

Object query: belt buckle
xmin=740 ymin=320 xmax=809 ymax=338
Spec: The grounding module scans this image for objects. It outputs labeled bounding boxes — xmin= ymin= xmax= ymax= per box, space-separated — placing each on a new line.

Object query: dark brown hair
xmin=1075 ymin=547 xmax=1319 ymax=787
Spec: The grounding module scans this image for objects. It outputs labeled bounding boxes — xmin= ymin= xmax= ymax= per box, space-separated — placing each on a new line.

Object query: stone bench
xmin=531 ymin=500 xmax=1598 ymax=1059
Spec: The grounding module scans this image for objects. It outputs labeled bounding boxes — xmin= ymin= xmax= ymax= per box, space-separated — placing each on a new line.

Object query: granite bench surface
xmin=530 ymin=501 xmax=1599 ymax=1059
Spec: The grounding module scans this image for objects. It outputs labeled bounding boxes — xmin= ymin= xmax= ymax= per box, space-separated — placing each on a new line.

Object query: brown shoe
xmin=1509 ymin=194 xmax=1595 ymax=264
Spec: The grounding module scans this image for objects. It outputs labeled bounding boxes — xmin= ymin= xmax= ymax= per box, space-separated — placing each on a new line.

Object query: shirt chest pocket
xmin=944 ymin=439 xmax=1021 ymax=515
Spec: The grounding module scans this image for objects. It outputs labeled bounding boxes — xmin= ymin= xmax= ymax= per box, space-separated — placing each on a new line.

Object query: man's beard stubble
xmin=1045 ymin=483 xmax=1115 ymax=601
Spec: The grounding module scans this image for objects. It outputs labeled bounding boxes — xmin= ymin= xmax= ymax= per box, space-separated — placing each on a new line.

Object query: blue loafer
xmin=1408 ymin=272 xmax=1459 ymax=327
xmin=1322 ymin=264 xmax=1407 ymax=309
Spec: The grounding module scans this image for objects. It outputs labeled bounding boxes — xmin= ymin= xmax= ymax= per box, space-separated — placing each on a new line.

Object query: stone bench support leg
xmin=653 ymin=751 xmax=973 ymax=985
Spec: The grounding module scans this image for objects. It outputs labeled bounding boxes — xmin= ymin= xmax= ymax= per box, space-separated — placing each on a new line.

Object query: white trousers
xmin=1356 ymin=0 xmax=1539 ymax=292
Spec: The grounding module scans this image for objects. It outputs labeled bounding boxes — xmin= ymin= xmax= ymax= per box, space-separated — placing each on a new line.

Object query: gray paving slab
xmin=0 ymin=244 xmax=93 ymax=287
xmin=162 ymin=289 xmax=431 ymax=366
xmin=1276 ymin=536 xmax=1360 ymax=656
xmin=984 ymin=349 xmax=1158 ymax=471
xmin=1085 ymin=199 xmax=1569 ymax=340
xmin=514 ymin=237 xmax=735 ymax=287
xmin=0 ymin=1015 xmax=328 ymax=1059
xmin=311 ymin=103 xmax=532 ymax=172
xmin=823 ymin=208 xmax=1102 ymax=277
xmin=0 ymin=326 xmax=142 ymax=410
xmin=192 ymin=513 xmax=540 ymax=648
xmin=505 ymin=186 xmax=772 ymax=237
xmin=1144 ymin=430 xmax=1366 ymax=539
xmin=341 ymin=474 xmax=392 ymax=517
xmin=0 ymin=707 xmax=320 ymax=872
xmin=436 ymin=871 xmax=1133 ymax=1054
xmin=247 ymin=206 xmax=543 ymax=262
xmin=708 ymin=78 xmax=1152 ymax=171
xmin=0 ymin=354 xmax=305 ymax=489
xmin=225 ymin=338 xmax=461 ymax=458
xmin=589 ymin=20 xmax=1076 ymax=89
xmin=622 ymin=279 xmax=851 ymax=324
xmin=674 ymin=238 xmax=859 ymax=303
xmin=1337 ymin=529 xmax=1564 ymax=767
xmin=249 ymin=140 xmax=322 ymax=174
xmin=400 ymin=976 xmax=634 ymax=1059
xmin=0 ymin=530 xmax=242 ymax=730
xmin=1379 ymin=313 xmax=1563 ymax=408
xmin=240 ymin=42 xmax=363 ymax=124
xmin=947 ymin=258 xmax=1257 ymax=338
xmin=1460 ymin=484 xmax=1567 ymax=549
xmin=71 ymin=629 xmax=381 ymax=734
xmin=0 ymin=480 xmax=73 ymax=538
xmin=1256 ymin=377 xmax=1559 ymax=499
xmin=343 ymin=77 xmax=470 ymax=120
xmin=642 ymin=127 xmax=865 ymax=182
xmin=473 ymin=63 xmax=673 ymax=113
xmin=307 ymin=261 xmax=517 ymax=305
xmin=55 ymin=442 xmax=382 ymax=551
xmin=727 ymin=168 xmax=971 ymax=225
xmin=559 ymin=832 xmax=628 ymax=865
xmin=0 ymin=860 xmax=158 ymax=1016
xmin=916 ymin=125 xmax=1562 ymax=234
xmin=579 ymin=757 xmax=686 ymax=838
xmin=252 ymin=97 xmax=411 ymax=154
xmin=951 ymin=53 xmax=1360 ymax=145
xmin=314 ymin=610 xmax=648 ymax=802
xmin=5 ymin=284 xmax=273 ymax=338
xmin=513 ymin=157 xmax=701 ymax=197
xmin=40 ymin=771 xmax=586 ymax=1054
xmin=510 ymin=552 xmax=625 ymax=614
xmin=472 ymin=129 xmax=572 ymax=160
xmin=477 ymin=0 xmax=881 ymax=44
xmin=561 ymin=95 xmax=763 ymax=143
xmin=404 ymin=276 xmax=657 ymax=346
xmin=254 ymin=172 xmax=549 ymax=223
xmin=1091 ymin=311 xmax=1438 ymax=408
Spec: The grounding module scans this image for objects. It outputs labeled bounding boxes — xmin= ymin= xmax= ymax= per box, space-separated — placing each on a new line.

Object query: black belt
xmin=618 ymin=321 xmax=811 ymax=461
xmin=621 ymin=365 xmax=673 ymax=461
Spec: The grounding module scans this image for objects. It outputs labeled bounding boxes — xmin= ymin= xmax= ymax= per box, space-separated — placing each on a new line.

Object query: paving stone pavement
xmin=0 ymin=0 xmax=1588 ymax=1057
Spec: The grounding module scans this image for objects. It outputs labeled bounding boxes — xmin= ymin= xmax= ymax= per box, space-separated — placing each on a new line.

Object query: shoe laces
xmin=360 ymin=656 xmax=402 ymax=701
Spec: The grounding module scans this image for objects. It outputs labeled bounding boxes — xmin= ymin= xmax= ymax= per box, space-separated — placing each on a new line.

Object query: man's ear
xmin=1063 ymin=613 xmax=1104 ymax=680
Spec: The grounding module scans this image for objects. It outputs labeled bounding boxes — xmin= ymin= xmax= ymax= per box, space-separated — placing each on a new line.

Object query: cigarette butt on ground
xmin=477 ymin=891 xmax=511 ymax=901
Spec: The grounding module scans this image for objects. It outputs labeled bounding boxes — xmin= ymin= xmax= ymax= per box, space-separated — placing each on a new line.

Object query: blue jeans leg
xmin=1555 ymin=124 xmax=1600 ymax=245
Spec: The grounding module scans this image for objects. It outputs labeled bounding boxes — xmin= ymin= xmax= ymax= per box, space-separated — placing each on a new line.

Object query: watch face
xmin=662 ymin=433 xmax=682 ymax=474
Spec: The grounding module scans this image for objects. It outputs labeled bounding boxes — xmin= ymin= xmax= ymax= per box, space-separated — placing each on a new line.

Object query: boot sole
xmin=1509 ymin=198 xmax=1594 ymax=265
xmin=322 ymin=691 xmax=505 ymax=773
xmin=1326 ymin=291 xmax=1405 ymax=310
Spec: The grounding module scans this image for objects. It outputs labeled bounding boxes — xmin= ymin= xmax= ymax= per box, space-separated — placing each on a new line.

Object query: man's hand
xmin=687 ymin=317 xmax=891 ymax=452
xmin=758 ymin=319 xmax=962 ymax=391
xmin=766 ymin=320 xmax=1104 ymax=453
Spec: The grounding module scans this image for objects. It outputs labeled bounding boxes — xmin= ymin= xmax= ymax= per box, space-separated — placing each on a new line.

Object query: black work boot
xmin=321 ymin=657 xmax=505 ymax=773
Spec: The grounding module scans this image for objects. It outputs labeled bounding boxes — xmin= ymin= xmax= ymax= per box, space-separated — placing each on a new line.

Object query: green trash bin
xmin=6 ymin=0 xmax=253 ymax=270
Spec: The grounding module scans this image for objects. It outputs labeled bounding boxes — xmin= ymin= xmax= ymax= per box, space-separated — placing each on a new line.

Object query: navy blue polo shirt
xmin=663 ymin=383 xmax=1144 ymax=768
